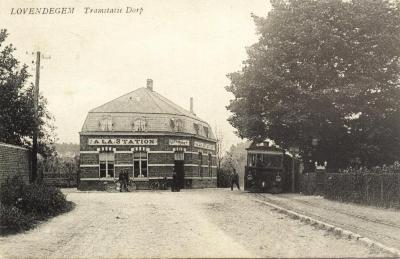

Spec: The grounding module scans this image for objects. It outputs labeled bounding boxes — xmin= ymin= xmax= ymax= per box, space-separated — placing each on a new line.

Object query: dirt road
xmin=0 ymin=189 xmax=390 ymax=258
xmin=253 ymin=193 xmax=400 ymax=252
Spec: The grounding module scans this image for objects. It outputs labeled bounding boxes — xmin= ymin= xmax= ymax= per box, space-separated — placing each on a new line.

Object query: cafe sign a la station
xmin=88 ymin=138 xmax=215 ymax=150
xmin=88 ymin=138 xmax=157 ymax=146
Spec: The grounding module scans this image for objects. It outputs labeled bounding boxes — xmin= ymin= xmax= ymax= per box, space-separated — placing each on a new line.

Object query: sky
xmin=1 ymin=0 xmax=271 ymax=151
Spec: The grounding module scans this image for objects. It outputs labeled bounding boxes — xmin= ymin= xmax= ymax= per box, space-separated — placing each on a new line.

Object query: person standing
xmin=230 ymin=168 xmax=240 ymax=191
xmin=162 ymin=176 xmax=167 ymax=190
xmin=171 ymin=169 xmax=181 ymax=192
xmin=118 ymin=170 xmax=124 ymax=192
xmin=119 ymin=170 xmax=128 ymax=192
xmin=171 ymin=170 xmax=177 ymax=192
xmin=124 ymin=170 xmax=130 ymax=192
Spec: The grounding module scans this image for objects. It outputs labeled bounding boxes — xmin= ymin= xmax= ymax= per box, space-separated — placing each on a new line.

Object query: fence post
xmin=396 ymin=174 xmax=400 ymax=208
xmin=380 ymin=174 xmax=384 ymax=206
xmin=365 ymin=174 xmax=369 ymax=205
xmin=398 ymin=174 xmax=400 ymax=208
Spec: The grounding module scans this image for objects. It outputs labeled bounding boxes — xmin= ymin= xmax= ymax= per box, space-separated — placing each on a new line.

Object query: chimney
xmin=147 ymin=79 xmax=153 ymax=91
xmin=190 ymin=97 xmax=194 ymax=114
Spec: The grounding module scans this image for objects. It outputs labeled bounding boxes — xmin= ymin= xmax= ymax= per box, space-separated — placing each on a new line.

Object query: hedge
xmin=325 ymin=173 xmax=400 ymax=208
xmin=0 ymin=176 xmax=73 ymax=234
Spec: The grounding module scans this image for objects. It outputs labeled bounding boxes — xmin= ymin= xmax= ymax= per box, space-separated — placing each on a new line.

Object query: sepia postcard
xmin=1 ymin=0 xmax=400 ymax=258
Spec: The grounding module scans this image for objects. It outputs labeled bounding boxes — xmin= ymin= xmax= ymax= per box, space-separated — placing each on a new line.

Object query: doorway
xmin=174 ymin=151 xmax=185 ymax=188
xmin=174 ymin=161 xmax=184 ymax=189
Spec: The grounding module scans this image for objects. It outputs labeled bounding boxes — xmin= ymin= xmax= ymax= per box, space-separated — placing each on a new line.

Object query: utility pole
xmin=31 ymin=51 xmax=40 ymax=183
xmin=291 ymin=156 xmax=295 ymax=192
xmin=289 ymin=146 xmax=299 ymax=193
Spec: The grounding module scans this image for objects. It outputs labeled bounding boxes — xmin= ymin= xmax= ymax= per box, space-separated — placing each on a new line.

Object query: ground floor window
xmin=133 ymin=151 xmax=148 ymax=178
xmin=198 ymin=152 xmax=203 ymax=176
xmin=99 ymin=152 xmax=115 ymax=178
xmin=208 ymin=153 xmax=212 ymax=177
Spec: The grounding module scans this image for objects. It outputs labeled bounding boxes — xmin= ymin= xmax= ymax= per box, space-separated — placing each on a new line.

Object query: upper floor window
xmin=193 ymin=123 xmax=199 ymax=135
xmin=170 ymin=118 xmax=184 ymax=132
xmin=170 ymin=119 xmax=175 ymax=130
xmin=99 ymin=116 xmax=113 ymax=131
xmin=133 ymin=117 xmax=147 ymax=132
xmin=203 ymin=126 xmax=209 ymax=138
xmin=175 ymin=119 xmax=184 ymax=132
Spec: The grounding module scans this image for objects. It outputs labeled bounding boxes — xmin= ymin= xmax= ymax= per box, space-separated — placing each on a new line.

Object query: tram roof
xmin=246 ymin=141 xmax=284 ymax=153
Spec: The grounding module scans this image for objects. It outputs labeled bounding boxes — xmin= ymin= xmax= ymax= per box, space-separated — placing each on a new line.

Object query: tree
xmin=220 ymin=141 xmax=250 ymax=186
xmin=214 ymin=124 xmax=224 ymax=171
xmin=0 ymin=30 xmax=32 ymax=145
xmin=226 ymin=0 xmax=400 ymax=169
xmin=0 ymin=29 xmax=56 ymax=158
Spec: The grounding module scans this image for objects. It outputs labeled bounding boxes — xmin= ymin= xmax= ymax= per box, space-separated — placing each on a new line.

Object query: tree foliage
xmin=220 ymin=141 xmax=250 ymax=186
xmin=226 ymin=0 xmax=400 ymax=169
xmin=0 ymin=29 xmax=56 ymax=158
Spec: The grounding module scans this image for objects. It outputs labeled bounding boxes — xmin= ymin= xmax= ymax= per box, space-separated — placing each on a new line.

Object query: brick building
xmin=0 ymin=142 xmax=31 ymax=185
xmin=79 ymin=79 xmax=217 ymax=190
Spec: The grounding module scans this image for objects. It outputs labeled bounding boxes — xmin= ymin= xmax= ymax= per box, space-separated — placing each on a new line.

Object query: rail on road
xmin=252 ymin=193 xmax=400 ymax=253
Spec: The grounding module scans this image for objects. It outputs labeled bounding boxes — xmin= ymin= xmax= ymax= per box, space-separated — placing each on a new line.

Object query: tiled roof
xmin=81 ymin=87 xmax=215 ymax=140
xmin=90 ymin=87 xmax=200 ymax=120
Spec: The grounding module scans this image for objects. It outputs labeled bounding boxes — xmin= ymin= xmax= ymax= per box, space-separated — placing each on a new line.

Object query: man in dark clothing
xmin=171 ymin=170 xmax=178 ymax=192
xmin=230 ymin=169 xmax=240 ymax=191
xmin=124 ymin=170 xmax=130 ymax=192
xmin=118 ymin=171 xmax=124 ymax=192
xmin=119 ymin=170 xmax=128 ymax=192
xmin=162 ymin=176 xmax=168 ymax=190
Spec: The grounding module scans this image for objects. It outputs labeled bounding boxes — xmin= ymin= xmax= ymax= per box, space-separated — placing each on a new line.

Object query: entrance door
xmin=174 ymin=151 xmax=185 ymax=188
xmin=174 ymin=160 xmax=185 ymax=189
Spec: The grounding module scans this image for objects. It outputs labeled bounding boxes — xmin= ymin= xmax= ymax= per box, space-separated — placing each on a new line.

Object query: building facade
xmin=79 ymin=79 xmax=217 ymax=190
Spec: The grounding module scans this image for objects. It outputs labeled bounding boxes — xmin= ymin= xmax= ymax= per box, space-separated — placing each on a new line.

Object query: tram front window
xmin=248 ymin=154 xmax=281 ymax=168
xmin=269 ymin=155 xmax=282 ymax=168
xmin=248 ymin=154 xmax=256 ymax=166
xmin=248 ymin=153 xmax=282 ymax=168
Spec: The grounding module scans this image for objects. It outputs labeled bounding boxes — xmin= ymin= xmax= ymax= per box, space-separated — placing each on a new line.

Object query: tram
xmin=244 ymin=141 xmax=294 ymax=193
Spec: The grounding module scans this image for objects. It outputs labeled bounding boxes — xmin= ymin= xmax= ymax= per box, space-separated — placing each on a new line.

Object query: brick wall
xmin=148 ymin=153 xmax=175 ymax=164
xmin=148 ymin=165 xmax=173 ymax=177
xmin=115 ymin=153 xmax=132 ymax=164
xmin=81 ymin=153 xmax=99 ymax=164
xmin=80 ymin=167 xmax=99 ymax=178
xmin=0 ymin=142 xmax=31 ymax=185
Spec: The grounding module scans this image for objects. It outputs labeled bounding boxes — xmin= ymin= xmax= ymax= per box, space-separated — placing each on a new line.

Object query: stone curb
xmin=254 ymin=199 xmax=400 ymax=257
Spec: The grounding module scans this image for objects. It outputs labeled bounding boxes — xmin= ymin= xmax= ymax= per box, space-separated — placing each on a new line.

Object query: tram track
xmin=251 ymin=193 xmax=400 ymax=246
xmin=288 ymin=197 xmax=400 ymax=229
